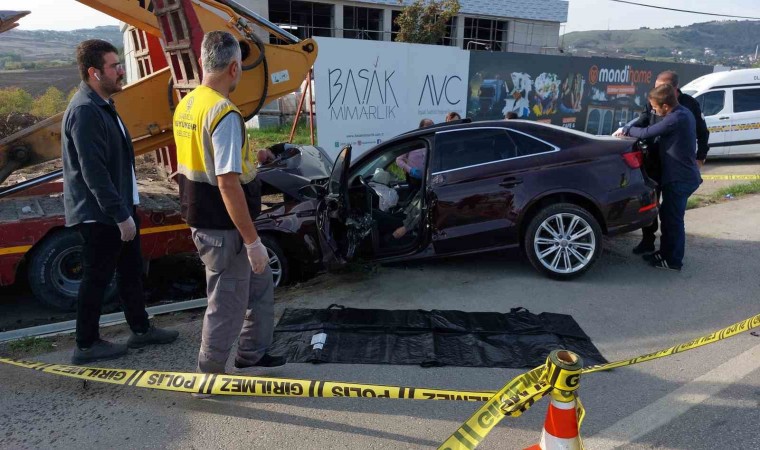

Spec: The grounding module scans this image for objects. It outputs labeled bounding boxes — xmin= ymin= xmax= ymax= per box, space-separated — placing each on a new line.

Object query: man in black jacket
xmin=62 ymin=40 xmax=177 ymax=365
xmin=614 ymin=70 xmax=709 ymax=254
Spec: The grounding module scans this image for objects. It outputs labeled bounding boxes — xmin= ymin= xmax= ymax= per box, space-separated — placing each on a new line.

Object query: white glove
xmin=117 ymin=216 xmax=136 ymax=241
xmin=613 ymin=127 xmax=625 ymax=137
xmin=245 ymin=237 xmax=269 ymax=274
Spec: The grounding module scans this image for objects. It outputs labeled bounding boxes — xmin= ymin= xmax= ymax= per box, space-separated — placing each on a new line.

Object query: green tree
xmin=31 ymin=87 xmax=68 ymax=118
xmin=394 ymin=0 xmax=460 ymax=45
xmin=67 ymin=87 xmax=78 ymax=102
xmin=0 ymin=87 xmax=33 ymax=115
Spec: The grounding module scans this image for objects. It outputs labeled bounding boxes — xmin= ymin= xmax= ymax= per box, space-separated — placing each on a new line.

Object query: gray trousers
xmin=191 ymin=228 xmax=274 ymax=374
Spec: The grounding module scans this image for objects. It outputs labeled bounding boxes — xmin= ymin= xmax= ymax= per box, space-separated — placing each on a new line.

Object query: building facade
xmin=255 ymin=0 xmax=569 ymax=54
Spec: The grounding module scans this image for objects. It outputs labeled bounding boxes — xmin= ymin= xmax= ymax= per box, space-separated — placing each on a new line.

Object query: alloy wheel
xmin=533 ymin=213 xmax=596 ymax=274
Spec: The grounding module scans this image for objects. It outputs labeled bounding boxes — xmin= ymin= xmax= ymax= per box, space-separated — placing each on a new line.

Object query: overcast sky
xmin=11 ymin=0 xmax=760 ymax=33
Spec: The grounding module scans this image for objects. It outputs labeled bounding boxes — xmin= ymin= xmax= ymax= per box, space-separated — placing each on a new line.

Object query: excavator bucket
xmin=0 ymin=10 xmax=29 ymax=34
xmin=0 ymin=0 xmax=317 ymax=188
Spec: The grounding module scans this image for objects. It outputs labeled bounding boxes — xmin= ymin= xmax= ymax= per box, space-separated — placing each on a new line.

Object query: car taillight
xmin=622 ymin=151 xmax=643 ymax=169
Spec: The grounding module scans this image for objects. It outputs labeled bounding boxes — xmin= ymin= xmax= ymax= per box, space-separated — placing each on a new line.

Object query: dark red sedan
xmin=307 ymin=119 xmax=657 ymax=280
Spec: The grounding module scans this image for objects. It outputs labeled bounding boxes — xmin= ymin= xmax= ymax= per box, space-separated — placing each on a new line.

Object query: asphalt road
xmin=1 ymin=196 xmax=758 ymax=450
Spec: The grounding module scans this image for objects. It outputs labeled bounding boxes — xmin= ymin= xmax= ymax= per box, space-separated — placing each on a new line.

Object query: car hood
xmin=256 ymin=144 xmax=333 ymax=200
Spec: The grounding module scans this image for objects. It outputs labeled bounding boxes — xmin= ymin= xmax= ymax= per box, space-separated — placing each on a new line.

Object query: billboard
xmin=314 ymin=37 xmax=469 ymax=159
xmin=467 ymin=53 xmax=712 ymax=134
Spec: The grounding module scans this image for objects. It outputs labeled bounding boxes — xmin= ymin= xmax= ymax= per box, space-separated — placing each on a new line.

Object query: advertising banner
xmin=467 ymin=53 xmax=712 ymax=134
xmin=314 ymin=37 xmax=469 ymax=159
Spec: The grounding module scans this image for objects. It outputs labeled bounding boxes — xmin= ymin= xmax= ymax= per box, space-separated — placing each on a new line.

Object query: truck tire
xmin=27 ymin=228 xmax=119 ymax=312
xmin=524 ymin=203 xmax=602 ymax=280
xmin=261 ymin=235 xmax=289 ymax=287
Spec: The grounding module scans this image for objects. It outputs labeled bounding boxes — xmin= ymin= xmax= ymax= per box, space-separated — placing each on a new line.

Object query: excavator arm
xmin=0 ymin=0 xmax=317 ymax=186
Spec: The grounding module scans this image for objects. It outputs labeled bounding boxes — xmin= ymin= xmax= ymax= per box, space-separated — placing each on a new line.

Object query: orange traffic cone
xmin=524 ymin=396 xmax=581 ymax=450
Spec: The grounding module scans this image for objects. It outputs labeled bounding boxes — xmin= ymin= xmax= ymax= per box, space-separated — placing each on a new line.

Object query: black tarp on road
xmin=268 ymin=306 xmax=607 ymax=368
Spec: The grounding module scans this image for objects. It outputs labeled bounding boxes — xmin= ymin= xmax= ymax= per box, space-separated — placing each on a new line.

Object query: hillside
xmin=0 ymin=25 xmax=122 ymax=63
xmin=562 ymin=20 xmax=760 ymax=66
xmin=0 ymin=66 xmax=80 ymax=97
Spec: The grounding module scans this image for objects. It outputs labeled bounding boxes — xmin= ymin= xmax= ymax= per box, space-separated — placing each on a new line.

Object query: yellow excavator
xmin=0 ymin=1 xmax=319 ymax=310
xmin=0 ymin=0 xmax=318 ymax=187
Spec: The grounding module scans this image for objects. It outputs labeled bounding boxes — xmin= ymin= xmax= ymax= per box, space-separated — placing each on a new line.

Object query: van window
xmin=433 ymin=129 xmax=516 ymax=173
xmin=696 ymin=90 xmax=725 ymax=116
xmin=733 ymin=88 xmax=760 ymax=113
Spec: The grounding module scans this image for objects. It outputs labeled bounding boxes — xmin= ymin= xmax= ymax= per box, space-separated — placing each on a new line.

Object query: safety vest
xmin=173 ymin=85 xmax=261 ymax=229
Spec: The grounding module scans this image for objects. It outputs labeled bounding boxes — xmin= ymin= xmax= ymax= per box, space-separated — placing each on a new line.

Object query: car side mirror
xmin=299 ymin=183 xmax=327 ymax=199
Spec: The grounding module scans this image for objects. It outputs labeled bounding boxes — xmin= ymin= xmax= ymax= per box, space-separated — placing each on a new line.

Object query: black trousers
xmin=75 ymin=211 xmax=149 ymax=348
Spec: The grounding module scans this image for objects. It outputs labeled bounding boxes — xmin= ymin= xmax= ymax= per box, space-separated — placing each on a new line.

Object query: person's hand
xmin=393 ymin=226 xmax=407 ymax=239
xmin=409 ymin=168 xmax=422 ymax=179
xmin=696 ymin=159 xmax=704 ymax=170
xmin=117 ymin=216 xmax=136 ymax=242
xmin=245 ymin=237 xmax=269 ymax=274
xmin=613 ymin=127 xmax=625 ymax=137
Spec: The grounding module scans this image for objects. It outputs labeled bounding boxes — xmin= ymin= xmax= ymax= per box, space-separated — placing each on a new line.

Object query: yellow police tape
xmin=0 ymin=357 xmax=495 ymax=400
xmin=0 ymin=312 xmax=758 ymax=450
xmin=437 ymin=311 xmax=759 ymax=450
xmin=701 ymin=174 xmax=760 ymax=181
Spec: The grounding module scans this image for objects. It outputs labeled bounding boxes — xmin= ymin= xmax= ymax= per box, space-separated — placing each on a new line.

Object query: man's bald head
xmin=655 ymin=70 xmax=679 ymax=89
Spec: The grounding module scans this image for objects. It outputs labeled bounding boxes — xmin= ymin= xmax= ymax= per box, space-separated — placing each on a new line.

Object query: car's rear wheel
xmin=524 ymin=203 xmax=602 ymax=280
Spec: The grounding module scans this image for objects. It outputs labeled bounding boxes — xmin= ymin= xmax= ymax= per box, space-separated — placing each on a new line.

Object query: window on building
xmin=601 ymin=110 xmax=614 ymax=135
xmin=268 ymin=1 xmax=333 ymax=44
xmin=732 ymin=88 xmax=760 ymax=113
xmin=344 ymin=6 xmax=384 ymax=41
xmin=437 ymin=17 xmax=457 ymax=46
xmin=463 ymin=18 xmax=508 ymax=51
xmin=586 ymin=109 xmax=601 ymax=135
xmin=129 ymin=27 xmax=153 ymax=80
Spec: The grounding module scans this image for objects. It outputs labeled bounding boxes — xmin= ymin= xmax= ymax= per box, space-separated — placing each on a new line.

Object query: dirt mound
xmin=0 ymin=112 xmax=42 ymax=140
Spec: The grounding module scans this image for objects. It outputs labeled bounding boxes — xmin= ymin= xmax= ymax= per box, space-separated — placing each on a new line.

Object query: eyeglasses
xmin=106 ymin=62 xmax=125 ymax=72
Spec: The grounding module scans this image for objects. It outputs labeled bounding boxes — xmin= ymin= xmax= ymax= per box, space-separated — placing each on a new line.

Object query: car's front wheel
xmin=524 ymin=203 xmax=602 ymax=280
xmin=261 ymin=235 xmax=289 ymax=287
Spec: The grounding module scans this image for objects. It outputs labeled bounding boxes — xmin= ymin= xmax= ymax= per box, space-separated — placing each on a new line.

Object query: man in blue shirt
xmin=623 ymin=85 xmax=702 ymax=271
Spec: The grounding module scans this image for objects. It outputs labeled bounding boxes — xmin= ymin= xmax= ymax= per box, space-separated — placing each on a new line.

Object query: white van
xmin=681 ymin=68 xmax=760 ymax=158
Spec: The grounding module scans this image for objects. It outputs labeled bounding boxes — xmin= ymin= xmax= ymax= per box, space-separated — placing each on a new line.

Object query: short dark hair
xmin=419 ymin=118 xmax=434 ymax=128
xmin=649 ymin=84 xmax=678 ymax=107
xmin=446 ymin=111 xmax=461 ymax=121
xmin=505 ymin=111 xmax=518 ymax=119
xmin=657 ymin=70 xmax=679 ymax=88
xmin=76 ymin=39 xmax=118 ymax=82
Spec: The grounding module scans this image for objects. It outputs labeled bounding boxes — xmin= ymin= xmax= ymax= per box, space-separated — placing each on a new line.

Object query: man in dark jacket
xmin=615 ymin=70 xmax=709 ymax=254
xmin=623 ymin=85 xmax=702 ymax=271
xmin=62 ymin=40 xmax=177 ymax=365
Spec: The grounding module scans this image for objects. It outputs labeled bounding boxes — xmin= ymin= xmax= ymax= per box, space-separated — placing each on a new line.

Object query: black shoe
xmin=71 ymin=339 xmax=128 ymax=365
xmin=127 ymin=326 xmax=179 ymax=349
xmin=234 ymin=353 xmax=286 ymax=371
xmin=642 ymin=251 xmax=663 ymax=263
xmin=632 ymin=240 xmax=656 ymax=255
xmin=650 ymin=259 xmax=682 ymax=272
